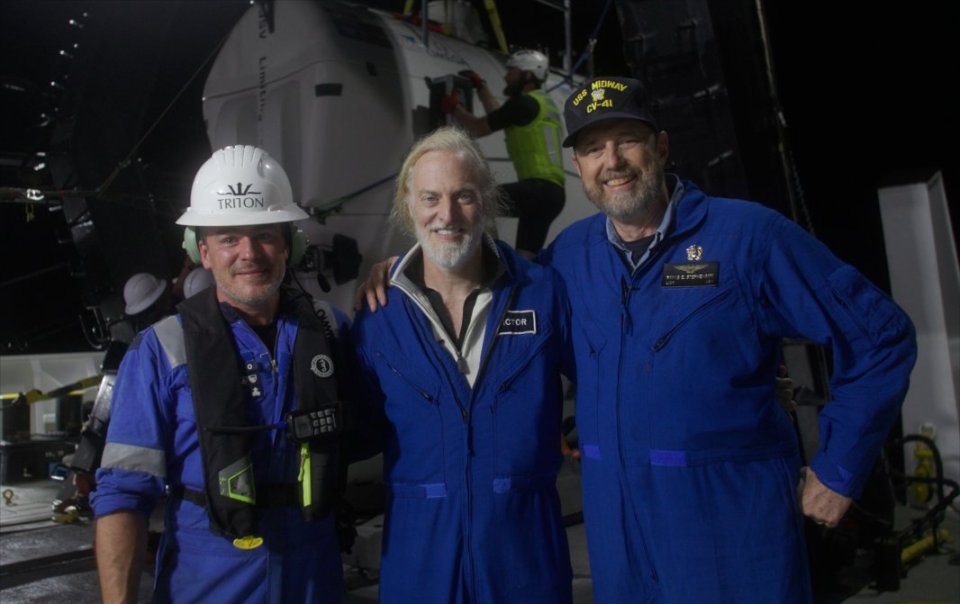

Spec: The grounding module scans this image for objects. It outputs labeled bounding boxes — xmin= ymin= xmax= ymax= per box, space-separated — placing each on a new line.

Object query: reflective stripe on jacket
xmin=92 ymin=300 xmax=351 ymax=603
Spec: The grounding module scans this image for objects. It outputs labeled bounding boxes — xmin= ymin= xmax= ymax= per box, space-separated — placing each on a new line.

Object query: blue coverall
xmin=353 ymin=239 xmax=575 ymax=604
xmin=541 ymin=180 xmax=916 ymax=603
xmin=92 ymin=302 xmax=350 ymax=603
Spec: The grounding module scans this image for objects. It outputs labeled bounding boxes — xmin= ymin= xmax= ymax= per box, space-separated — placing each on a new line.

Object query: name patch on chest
xmin=498 ymin=310 xmax=537 ymax=335
xmin=662 ymin=262 xmax=719 ymax=287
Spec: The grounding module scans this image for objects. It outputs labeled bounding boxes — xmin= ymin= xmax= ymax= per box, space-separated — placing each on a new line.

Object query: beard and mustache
xmin=213 ymin=260 xmax=286 ymax=308
xmin=416 ymin=222 xmax=484 ymax=271
xmin=582 ymin=150 xmax=666 ymax=222
xmin=503 ymin=80 xmax=525 ymax=98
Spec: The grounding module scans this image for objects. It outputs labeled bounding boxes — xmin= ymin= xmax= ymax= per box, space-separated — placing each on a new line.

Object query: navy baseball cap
xmin=562 ymin=76 xmax=659 ymax=147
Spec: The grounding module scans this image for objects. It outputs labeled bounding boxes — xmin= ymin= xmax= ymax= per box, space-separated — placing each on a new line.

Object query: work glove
xmin=440 ymin=92 xmax=461 ymax=115
xmin=458 ymin=69 xmax=485 ymax=90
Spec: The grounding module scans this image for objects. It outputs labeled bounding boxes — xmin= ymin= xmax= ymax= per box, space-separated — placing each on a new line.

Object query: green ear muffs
xmin=182 ymin=225 xmax=307 ymax=265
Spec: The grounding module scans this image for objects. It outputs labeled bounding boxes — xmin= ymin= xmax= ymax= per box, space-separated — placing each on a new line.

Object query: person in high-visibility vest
xmin=443 ymin=49 xmax=565 ymax=259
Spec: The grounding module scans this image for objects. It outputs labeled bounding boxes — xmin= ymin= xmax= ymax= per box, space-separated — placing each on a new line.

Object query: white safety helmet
xmin=176 ymin=145 xmax=308 ymax=227
xmin=506 ymin=49 xmax=549 ymax=82
xmin=182 ymin=267 xmax=215 ymax=299
xmin=123 ymin=272 xmax=168 ymax=315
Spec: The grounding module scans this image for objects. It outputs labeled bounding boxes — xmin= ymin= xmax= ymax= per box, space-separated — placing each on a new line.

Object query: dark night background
xmin=1 ymin=0 xmax=957 ymax=354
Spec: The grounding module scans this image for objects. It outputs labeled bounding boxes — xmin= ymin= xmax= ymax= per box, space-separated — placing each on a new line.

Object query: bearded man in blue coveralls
xmin=537 ymin=76 xmax=917 ymax=603
xmin=92 ymin=146 xmax=351 ymax=603
xmin=352 ymin=126 xmax=575 ymax=604
xmin=359 ymin=78 xmax=917 ymax=603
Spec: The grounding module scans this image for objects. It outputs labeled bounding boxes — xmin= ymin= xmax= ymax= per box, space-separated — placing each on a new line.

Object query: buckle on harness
xmin=285 ymin=406 xmax=340 ymax=443
xmin=232 ymin=535 xmax=264 ymax=550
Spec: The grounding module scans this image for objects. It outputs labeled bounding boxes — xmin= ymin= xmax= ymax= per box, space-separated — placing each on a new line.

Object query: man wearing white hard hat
xmin=92 ymin=145 xmax=353 ymax=603
xmin=123 ymin=272 xmax=169 ymax=316
xmin=442 ymin=49 xmax=566 ymax=258
xmin=181 ymin=266 xmax=214 ymax=299
xmin=121 ymin=272 xmax=173 ymax=334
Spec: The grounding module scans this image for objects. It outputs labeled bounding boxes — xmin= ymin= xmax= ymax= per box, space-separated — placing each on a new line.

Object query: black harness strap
xmin=290 ymin=293 xmax=342 ymax=521
xmin=171 ymin=484 xmax=299 ymax=509
xmin=180 ymin=287 xmax=256 ymax=538
xmin=177 ymin=287 xmax=341 ymax=540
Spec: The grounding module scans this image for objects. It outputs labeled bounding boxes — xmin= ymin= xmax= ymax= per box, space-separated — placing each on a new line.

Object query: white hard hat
xmin=506 ymin=49 xmax=549 ymax=81
xmin=176 ymin=145 xmax=308 ymax=227
xmin=123 ymin=272 xmax=168 ymax=315
xmin=182 ymin=267 xmax=215 ymax=299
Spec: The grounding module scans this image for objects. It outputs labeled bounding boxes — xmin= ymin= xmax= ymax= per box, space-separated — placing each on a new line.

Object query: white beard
xmin=417 ymin=224 xmax=482 ymax=270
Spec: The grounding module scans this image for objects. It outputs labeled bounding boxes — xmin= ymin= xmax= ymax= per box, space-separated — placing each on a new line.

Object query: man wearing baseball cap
xmin=539 ymin=76 xmax=916 ymax=602
xmin=355 ymin=77 xmax=916 ymax=602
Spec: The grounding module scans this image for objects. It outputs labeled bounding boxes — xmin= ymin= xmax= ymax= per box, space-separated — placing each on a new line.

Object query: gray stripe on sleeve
xmin=153 ymin=315 xmax=186 ymax=369
xmin=101 ymin=442 xmax=167 ymax=478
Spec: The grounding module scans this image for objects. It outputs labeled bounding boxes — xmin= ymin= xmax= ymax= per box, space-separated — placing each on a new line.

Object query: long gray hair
xmin=391 ymin=126 xmax=502 ymax=236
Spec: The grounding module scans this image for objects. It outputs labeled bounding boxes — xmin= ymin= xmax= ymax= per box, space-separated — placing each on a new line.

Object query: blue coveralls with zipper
xmin=540 ymin=178 xmax=916 ymax=603
xmin=92 ymin=301 xmax=350 ymax=603
xmin=353 ymin=237 xmax=575 ymax=604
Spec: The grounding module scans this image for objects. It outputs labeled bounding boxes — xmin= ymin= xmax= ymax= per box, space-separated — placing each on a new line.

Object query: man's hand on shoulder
xmin=353 ymin=257 xmax=398 ymax=313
